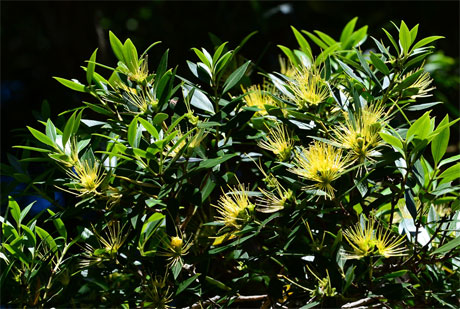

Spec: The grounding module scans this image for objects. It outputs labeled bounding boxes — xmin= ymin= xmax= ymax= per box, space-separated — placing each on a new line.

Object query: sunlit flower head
xmin=242 ymin=83 xmax=276 ymax=115
xmin=213 ymin=181 xmax=255 ymax=229
xmin=67 ymin=159 xmax=105 ymax=196
xmin=257 ymin=184 xmax=294 ymax=213
xmin=343 ymin=217 xmax=407 ymax=260
xmin=79 ymin=221 xmax=129 ymax=268
xmin=258 ymin=123 xmax=294 ymax=161
xmin=333 ymin=103 xmax=389 ymax=164
xmin=158 ymin=234 xmax=192 ymax=268
xmin=374 ymin=225 xmax=408 ymax=258
xmin=288 ymin=64 xmax=329 ymax=108
xmin=400 ymin=69 xmax=434 ymax=99
xmin=123 ymin=87 xmax=158 ymax=114
xmin=290 ymin=142 xmax=349 ymax=199
xmin=144 ymin=275 xmax=173 ymax=309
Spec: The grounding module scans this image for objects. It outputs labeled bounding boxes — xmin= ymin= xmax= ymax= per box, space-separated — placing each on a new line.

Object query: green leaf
xmin=438 ymin=163 xmax=460 ymax=184
xmin=340 ymin=17 xmax=358 ymax=43
xmin=382 ymin=28 xmax=400 ymax=55
xmin=300 ymin=302 xmax=321 ymax=309
xmin=62 ymin=111 xmax=76 ymax=149
xmin=46 ymin=119 xmax=57 ymax=142
xmin=411 ymin=36 xmax=444 ymax=52
xmin=406 ymin=111 xmax=431 ymax=142
xmin=399 ymin=21 xmax=412 ymax=55
xmin=431 ymin=115 xmax=450 ymax=164
xmin=35 ymin=226 xmax=58 ymax=254
xmin=176 ymin=273 xmax=200 ymax=295
xmin=409 ymin=24 xmax=419 ymax=45
xmin=431 ymin=236 xmax=460 ymax=255
xmin=153 ymin=113 xmax=169 ymax=125
xmin=315 ymin=43 xmax=340 ymax=65
xmin=8 ymin=196 xmax=21 ymax=226
xmin=27 ymin=126 xmax=56 ymax=148
xmin=123 ymin=39 xmax=139 ymax=72
xmin=83 ymin=102 xmax=113 ymax=116
xmin=182 ymin=85 xmax=214 ymax=114
xmin=314 ymin=30 xmax=336 ymax=47
xmin=302 ymin=30 xmax=329 ymax=50
xmin=212 ymin=42 xmax=228 ymax=65
xmin=198 ymin=154 xmax=238 ymax=169
xmin=19 ymin=201 xmax=36 ymax=224
xmin=191 ymin=48 xmax=211 ymax=68
xmin=47 ymin=209 xmax=67 ymax=241
xmin=370 ymin=52 xmax=390 ymax=75
xmin=138 ymin=117 xmax=159 ymax=140
xmin=291 ymin=26 xmax=312 ymax=59
xmin=53 ymin=77 xmax=86 ymax=93
xmin=205 ymin=276 xmax=231 ymax=291
xmin=337 ymin=60 xmax=364 ymax=84
xmin=86 ymin=48 xmax=98 ymax=85
xmin=277 ymin=45 xmax=299 ymax=67
xmin=380 ymin=132 xmax=404 ymax=153
xmin=109 ymin=31 xmax=125 ymax=62
xmin=127 ymin=117 xmax=140 ymax=148
xmin=222 ymin=60 xmax=251 ymax=94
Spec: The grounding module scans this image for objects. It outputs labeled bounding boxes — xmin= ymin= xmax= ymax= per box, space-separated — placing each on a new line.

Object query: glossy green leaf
xmin=431 ymin=115 xmax=450 ymax=164
xmin=438 ymin=163 xmax=460 ymax=184
xmin=47 ymin=209 xmax=67 ymax=241
xmin=53 ymin=77 xmax=86 ymax=93
xmin=182 ymin=85 xmax=214 ymax=114
xmin=176 ymin=273 xmax=200 ymax=295
xmin=86 ymin=48 xmax=98 ymax=85
xmin=222 ymin=60 xmax=251 ymax=94
xmin=198 ymin=153 xmax=238 ymax=169
xmin=370 ymin=52 xmax=390 ymax=75
xmin=399 ymin=21 xmax=412 ymax=55
xmin=411 ymin=36 xmax=444 ymax=52
xmin=291 ymin=26 xmax=312 ymax=59
xmin=431 ymin=236 xmax=460 ymax=255
xmin=127 ymin=117 xmax=139 ymax=148
xmin=153 ymin=113 xmax=169 ymax=125
xmin=340 ymin=17 xmax=358 ymax=43
xmin=109 ymin=31 xmax=125 ymax=62
xmin=406 ymin=111 xmax=431 ymax=142
xmin=123 ymin=39 xmax=139 ymax=72
xmin=35 ymin=226 xmax=58 ymax=254
xmin=138 ymin=117 xmax=159 ymax=140
xmin=380 ymin=132 xmax=404 ymax=153
xmin=27 ymin=126 xmax=56 ymax=148
xmin=8 ymin=196 xmax=21 ymax=226
xmin=382 ymin=28 xmax=400 ymax=55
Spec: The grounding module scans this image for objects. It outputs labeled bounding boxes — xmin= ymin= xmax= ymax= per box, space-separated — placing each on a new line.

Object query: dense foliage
xmin=1 ymin=18 xmax=459 ymax=308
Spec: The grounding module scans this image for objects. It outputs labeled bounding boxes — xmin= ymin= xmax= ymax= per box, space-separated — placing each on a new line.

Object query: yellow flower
xmin=242 ymin=83 xmax=276 ymax=115
xmin=144 ymin=275 xmax=173 ymax=308
xmin=374 ymin=225 xmax=408 ymax=258
xmin=123 ymin=87 xmax=159 ymax=114
xmin=343 ymin=217 xmax=376 ymax=259
xmin=290 ymin=142 xmax=349 ymax=199
xmin=258 ymin=123 xmax=294 ymax=161
xmin=213 ymin=181 xmax=255 ymax=229
xmin=343 ymin=217 xmax=407 ymax=260
xmin=288 ymin=64 xmax=329 ymax=108
xmin=158 ymin=234 xmax=192 ymax=268
xmin=257 ymin=185 xmax=293 ymax=213
xmin=67 ymin=159 xmax=105 ymax=196
xmin=400 ymin=69 xmax=434 ymax=99
xmin=79 ymin=221 xmax=129 ymax=268
xmin=333 ymin=103 xmax=388 ymax=164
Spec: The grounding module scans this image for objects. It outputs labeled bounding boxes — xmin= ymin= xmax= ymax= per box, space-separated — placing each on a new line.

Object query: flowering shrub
xmin=1 ymin=18 xmax=459 ymax=308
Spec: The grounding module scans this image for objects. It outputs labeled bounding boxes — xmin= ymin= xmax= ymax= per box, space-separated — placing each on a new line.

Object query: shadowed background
xmin=2 ymin=0 xmax=459 ymax=162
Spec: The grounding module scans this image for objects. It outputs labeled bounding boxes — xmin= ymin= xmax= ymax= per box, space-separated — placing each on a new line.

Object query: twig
xmin=184 ymin=294 xmax=268 ymax=309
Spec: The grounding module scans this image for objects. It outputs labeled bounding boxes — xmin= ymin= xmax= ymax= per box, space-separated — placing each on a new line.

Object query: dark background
xmin=2 ymin=0 xmax=459 ymax=162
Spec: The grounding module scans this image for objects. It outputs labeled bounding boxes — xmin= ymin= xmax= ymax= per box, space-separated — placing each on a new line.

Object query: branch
xmin=184 ymin=294 xmax=268 ymax=309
